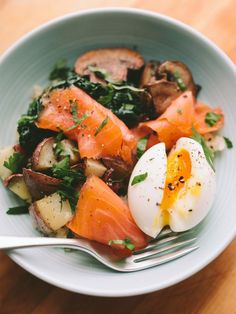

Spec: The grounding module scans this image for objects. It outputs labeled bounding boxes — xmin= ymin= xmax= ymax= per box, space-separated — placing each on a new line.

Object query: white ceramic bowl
xmin=0 ymin=8 xmax=236 ymax=297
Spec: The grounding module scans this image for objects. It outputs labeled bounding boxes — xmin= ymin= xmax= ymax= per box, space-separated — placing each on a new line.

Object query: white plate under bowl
xmin=0 ymin=8 xmax=236 ymax=297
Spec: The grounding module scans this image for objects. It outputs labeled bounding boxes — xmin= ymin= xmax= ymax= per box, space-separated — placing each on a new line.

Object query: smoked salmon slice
xmin=37 ymin=86 xmax=135 ymax=163
xmin=138 ymin=91 xmax=224 ymax=149
xmin=139 ymin=92 xmax=195 ymax=149
xmin=193 ymin=102 xmax=224 ymax=134
xmin=67 ymin=175 xmax=148 ymax=250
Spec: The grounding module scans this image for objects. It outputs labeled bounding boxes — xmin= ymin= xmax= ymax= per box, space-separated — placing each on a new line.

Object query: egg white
xmin=128 ymin=143 xmax=167 ymax=237
xmin=128 ymin=137 xmax=216 ymax=237
xmin=168 ymin=137 xmax=216 ymax=232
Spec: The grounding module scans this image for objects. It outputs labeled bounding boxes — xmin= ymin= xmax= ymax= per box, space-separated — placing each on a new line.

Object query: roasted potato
xmin=29 ymin=192 xmax=73 ymax=234
xmin=84 ymin=159 xmax=107 ymax=177
xmin=23 ymin=168 xmax=62 ymax=201
xmin=0 ymin=145 xmax=15 ymax=180
xmin=55 ymin=227 xmax=69 ymax=238
xmin=4 ymin=174 xmax=32 ymax=203
xmin=32 ymin=137 xmax=57 ymax=171
xmin=203 ymin=133 xmax=226 ymax=152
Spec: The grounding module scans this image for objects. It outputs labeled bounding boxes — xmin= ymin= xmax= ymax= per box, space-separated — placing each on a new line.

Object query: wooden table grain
xmin=0 ymin=1 xmax=236 ymax=313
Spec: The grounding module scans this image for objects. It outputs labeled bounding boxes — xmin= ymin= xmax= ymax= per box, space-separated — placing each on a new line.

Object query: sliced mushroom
xmin=158 ymin=61 xmax=197 ymax=96
xmin=147 ymin=80 xmax=182 ymax=116
xmin=140 ymin=60 xmax=160 ymax=87
xmin=4 ymin=174 xmax=32 ymax=203
xmin=75 ymin=48 xmax=144 ymax=83
xmin=23 ymin=168 xmax=62 ymax=201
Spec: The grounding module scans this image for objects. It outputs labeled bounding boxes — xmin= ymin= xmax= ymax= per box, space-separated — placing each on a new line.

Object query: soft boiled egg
xmin=128 ymin=137 xmax=216 ymax=238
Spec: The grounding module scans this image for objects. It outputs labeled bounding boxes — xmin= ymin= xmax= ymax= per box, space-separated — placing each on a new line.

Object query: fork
xmin=0 ymin=230 xmax=198 ymax=272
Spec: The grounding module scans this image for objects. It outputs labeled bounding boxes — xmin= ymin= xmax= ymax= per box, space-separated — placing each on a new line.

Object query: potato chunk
xmin=29 ymin=192 xmax=73 ymax=234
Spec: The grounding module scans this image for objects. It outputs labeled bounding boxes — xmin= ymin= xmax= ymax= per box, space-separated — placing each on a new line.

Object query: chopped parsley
xmin=7 ymin=205 xmax=28 ymax=215
xmin=224 ymin=136 xmax=233 ymax=149
xmin=205 ymin=112 xmax=222 ymax=127
xmin=95 ymin=116 xmax=108 ymax=136
xmin=192 ymin=127 xmax=215 ymax=171
xmin=131 ymin=172 xmax=148 ymax=186
xmin=47 ymin=70 xmax=155 ymax=128
xmin=137 ymin=137 xmax=148 ymax=159
xmin=52 ymin=156 xmax=85 ymax=211
xmin=176 ymin=108 xmax=182 ymax=115
xmin=53 ymin=141 xmax=66 ymax=158
xmin=108 ymin=238 xmax=135 ymax=250
xmin=57 ymin=184 xmax=79 ymax=212
xmin=173 ymin=71 xmax=187 ymax=91
xmin=4 ymin=152 xmax=27 ymax=174
xmin=53 ymin=131 xmax=67 ymax=158
xmin=110 ymin=84 xmax=145 ymax=93
xmin=67 ymin=101 xmax=89 ymax=131
xmin=49 ymin=59 xmax=71 ymax=81
xmin=88 ymin=65 xmax=116 ymax=83
xmin=17 ymin=97 xmax=54 ymax=153
xmin=52 ymin=157 xmax=85 ymax=182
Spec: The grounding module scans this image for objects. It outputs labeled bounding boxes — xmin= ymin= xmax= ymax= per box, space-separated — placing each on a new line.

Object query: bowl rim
xmin=1 ymin=7 xmax=236 ymax=297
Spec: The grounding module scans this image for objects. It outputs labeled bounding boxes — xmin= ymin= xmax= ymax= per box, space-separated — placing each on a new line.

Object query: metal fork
xmin=0 ymin=230 xmax=198 ymax=272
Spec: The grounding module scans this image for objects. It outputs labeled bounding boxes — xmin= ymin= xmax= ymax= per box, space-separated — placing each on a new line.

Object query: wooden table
xmin=0 ymin=1 xmax=236 ymax=313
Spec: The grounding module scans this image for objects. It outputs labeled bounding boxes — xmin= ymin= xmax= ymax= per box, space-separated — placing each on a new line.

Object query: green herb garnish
xmin=224 ymin=136 xmax=233 ymax=149
xmin=57 ymin=184 xmax=79 ymax=212
xmin=95 ymin=116 xmax=108 ymax=136
xmin=131 ymin=172 xmax=148 ymax=186
xmin=110 ymin=84 xmax=145 ymax=93
xmin=192 ymin=127 xmax=215 ymax=171
xmin=17 ymin=97 xmax=53 ymax=153
xmin=88 ymin=65 xmax=116 ymax=83
xmin=108 ymin=238 xmax=135 ymax=250
xmin=47 ymin=70 xmax=154 ymax=128
xmin=52 ymin=157 xmax=85 ymax=182
xmin=52 ymin=156 xmax=85 ymax=211
xmin=137 ymin=137 xmax=148 ymax=159
xmin=49 ymin=59 xmax=71 ymax=81
xmin=205 ymin=112 xmax=222 ymax=127
xmin=54 ymin=141 xmax=65 ymax=157
xmin=4 ymin=152 xmax=27 ymax=174
xmin=7 ymin=205 xmax=28 ymax=215
xmin=173 ymin=71 xmax=187 ymax=91
xmin=67 ymin=101 xmax=89 ymax=131
xmin=53 ymin=131 xmax=67 ymax=158
xmin=67 ymin=112 xmax=89 ymax=131
xmin=55 ymin=130 xmax=66 ymax=142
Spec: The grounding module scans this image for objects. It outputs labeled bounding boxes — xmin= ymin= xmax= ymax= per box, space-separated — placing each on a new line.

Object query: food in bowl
xmin=0 ymin=47 xmax=232 ymax=254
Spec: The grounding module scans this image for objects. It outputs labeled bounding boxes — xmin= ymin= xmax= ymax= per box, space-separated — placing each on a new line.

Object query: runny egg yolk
xmin=160 ymin=149 xmax=192 ymax=223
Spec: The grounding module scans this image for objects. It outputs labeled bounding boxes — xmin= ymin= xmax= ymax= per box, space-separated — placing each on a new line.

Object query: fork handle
xmin=0 ymin=236 xmax=89 ymax=251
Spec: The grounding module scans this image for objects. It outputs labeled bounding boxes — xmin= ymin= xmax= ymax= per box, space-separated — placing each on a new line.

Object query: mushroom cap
xmin=140 ymin=60 xmax=197 ymax=116
xmin=158 ymin=60 xmax=197 ymax=96
xmin=140 ymin=60 xmax=160 ymax=87
xmin=147 ymin=80 xmax=182 ymax=116
xmin=75 ymin=48 xmax=144 ymax=83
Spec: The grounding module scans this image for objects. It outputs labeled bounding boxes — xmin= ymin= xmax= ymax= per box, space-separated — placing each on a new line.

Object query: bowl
xmin=0 ymin=8 xmax=236 ymax=297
